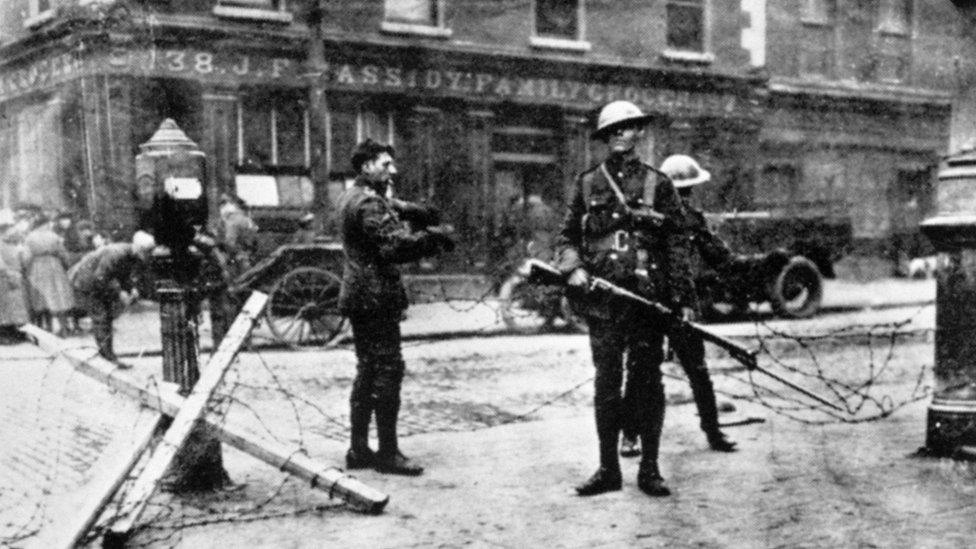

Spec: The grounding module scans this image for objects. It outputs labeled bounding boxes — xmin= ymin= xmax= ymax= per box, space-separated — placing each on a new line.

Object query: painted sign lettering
xmin=0 ymin=46 xmax=760 ymax=118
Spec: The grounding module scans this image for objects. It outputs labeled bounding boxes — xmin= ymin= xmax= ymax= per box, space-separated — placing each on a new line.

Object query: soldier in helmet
xmin=553 ymin=101 xmax=696 ymax=497
xmin=619 ymin=154 xmax=737 ymax=458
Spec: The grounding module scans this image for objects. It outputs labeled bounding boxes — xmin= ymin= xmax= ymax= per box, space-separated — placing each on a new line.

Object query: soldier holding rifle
xmin=553 ymin=100 xmax=696 ymax=497
xmin=337 ymin=139 xmax=455 ymax=476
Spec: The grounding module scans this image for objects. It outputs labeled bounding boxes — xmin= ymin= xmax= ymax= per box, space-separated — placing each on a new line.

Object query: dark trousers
xmin=76 ymin=290 xmax=117 ymax=360
xmin=191 ymin=289 xmax=234 ymax=347
xmin=348 ymin=313 xmax=406 ymax=455
xmin=622 ymin=330 xmax=721 ymax=439
xmin=588 ymin=312 xmax=666 ymax=473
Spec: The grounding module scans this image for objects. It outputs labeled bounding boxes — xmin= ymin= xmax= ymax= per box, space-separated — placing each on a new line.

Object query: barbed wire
xmin=0 ymin=296 xmax=937 ymax=547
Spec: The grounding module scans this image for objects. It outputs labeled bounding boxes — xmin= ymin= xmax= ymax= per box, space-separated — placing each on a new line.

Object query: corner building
xmin=0 ymin=0 xmax=764 ymax=277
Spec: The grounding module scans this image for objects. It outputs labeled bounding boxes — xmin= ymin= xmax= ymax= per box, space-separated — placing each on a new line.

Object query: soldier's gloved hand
xmin=567 ymin=268 xmax=589 ymax=289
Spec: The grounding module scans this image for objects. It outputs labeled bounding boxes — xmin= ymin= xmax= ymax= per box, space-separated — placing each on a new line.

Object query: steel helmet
xmin=594 ymin=100 xmax=653 ymax=140
xmin=660 ymin=154 xmax=711 ymax=188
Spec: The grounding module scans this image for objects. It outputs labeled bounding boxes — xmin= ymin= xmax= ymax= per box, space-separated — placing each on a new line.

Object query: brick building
xmin=762 ymin=0 xmax=960 ymax=263
xmin=0 ymin=0 xmax=764 ymax=275
xmin=0 ymin=0 xmax=962 ymax=275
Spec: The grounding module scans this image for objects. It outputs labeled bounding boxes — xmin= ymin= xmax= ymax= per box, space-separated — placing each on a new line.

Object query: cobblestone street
xmin=3 ymin=286 xmax=967 ymax=548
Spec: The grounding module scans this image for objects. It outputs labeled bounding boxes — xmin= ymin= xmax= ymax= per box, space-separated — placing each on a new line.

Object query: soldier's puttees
xmin=336 ymin=139 xmax=456 ymax=476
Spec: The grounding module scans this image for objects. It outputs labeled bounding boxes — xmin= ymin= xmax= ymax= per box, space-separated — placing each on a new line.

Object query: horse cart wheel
xmin=266 ymin=266 xmax=347 ymax=348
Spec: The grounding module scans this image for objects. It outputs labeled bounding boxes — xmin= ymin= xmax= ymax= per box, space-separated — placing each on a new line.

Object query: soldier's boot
xmin=374 ymin=399 xmax=423 ymax=476
xmin=636 ymin=377 xmax=668 ymax=497
xmin=346 ymin=402 xmax=375 ymax=469
xmin=688 ymin=366 xmax=737 ymax=452
xmin=637 ymin=460 xmax=671 ymax=497
xmin=575 ymin=467 xmax=623 ymax=496
xmin=577 ymin=403 xmax=622 ymax=496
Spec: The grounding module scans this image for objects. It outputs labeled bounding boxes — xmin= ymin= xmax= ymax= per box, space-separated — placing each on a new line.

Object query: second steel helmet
xmin=594 ymin=100 xmax=654 ymax=140
xmin=660 ymin=154 xmax=711 ymax=188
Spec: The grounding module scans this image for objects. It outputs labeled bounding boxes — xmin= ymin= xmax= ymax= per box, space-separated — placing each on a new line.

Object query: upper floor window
xmin=213 ymin=0 xmax=293 ymax=24
xmin=801 ymin=0 xmax=836 ymax=26
xmin=666 ymin=0 xmax=705 ymax=53
xmin=382 ymin=0 xmax=452 ymax=37
xmin=531 ymin=0 xmax=590 ymax=52
xmin=878 ymin=0 xmax=912 ymax=35
xmin=24 ymin=0 xmax=55 ymax=28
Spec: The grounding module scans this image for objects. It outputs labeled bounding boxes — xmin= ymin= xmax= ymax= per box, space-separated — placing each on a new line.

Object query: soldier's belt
xmin=585 ymin=230 xmax=633 ymax=252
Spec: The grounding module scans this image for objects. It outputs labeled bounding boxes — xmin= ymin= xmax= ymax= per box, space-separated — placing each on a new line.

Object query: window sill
xmin=877 ymin=25 xmax=910 ymax=37
xmin=529 ymin=36 xmax=591 ymax=53
xmin=380 ymin=20 xmax=452 ymax=38
xmin=24 ymin=10 xmax=55 ymax=29
xmin=660 ymin=49 xmax=714 ymax=65
xmin=800 ymin=18 xmax=832 ymax=27
xmin=212 ymin=5 xmax=294 ymax=24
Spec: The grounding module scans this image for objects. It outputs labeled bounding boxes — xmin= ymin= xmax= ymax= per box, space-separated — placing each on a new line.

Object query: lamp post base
xmin=924 ymin=399 xmax=976 ymax=457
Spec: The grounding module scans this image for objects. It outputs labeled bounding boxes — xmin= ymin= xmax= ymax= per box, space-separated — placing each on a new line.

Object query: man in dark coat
xmin=554 ymin=101 xmax=696 ymax=498
xmin=619 ymin=154 xmax=738 ymax=457
xmin=337 ymin=139 xmax=454 ymax=476
xmin=68 ymin=231 xmax=155 ymax=368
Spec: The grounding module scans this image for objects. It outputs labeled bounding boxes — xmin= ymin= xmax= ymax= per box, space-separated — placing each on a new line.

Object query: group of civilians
xmin=0 ymin=194 xmax=261 ymax=351
xmin=0 ymin=206 xmax=106 ymax=343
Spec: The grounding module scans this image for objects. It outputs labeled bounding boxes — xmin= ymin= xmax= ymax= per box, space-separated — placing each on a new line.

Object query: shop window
xmin=24 ymin=0 xmax=54 ymax=28
xmin=531 ymin=0 xmax=590 ymax=52
xmin=357 ymin=108 xmax=395 ymax=147
xmin=878 ymin=0 xmax=912 ymax=35
xmin=382 ymin=0 xmax=452 ymax=37
xmin=238 ymin=91 xmax=310 ymax=170
xmin=213 ymin=0 xmax=293 ymax=23
xmin=234 ymin=170 xmax=314 ymax=209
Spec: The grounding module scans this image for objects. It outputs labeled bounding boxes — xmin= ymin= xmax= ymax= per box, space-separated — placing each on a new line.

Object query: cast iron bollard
xmin=920 ymin=148 xmax=976 ymax=456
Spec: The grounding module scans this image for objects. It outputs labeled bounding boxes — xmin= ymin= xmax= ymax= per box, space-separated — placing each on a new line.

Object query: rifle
xmin=520 ymin=259 xmax=842 ymax=412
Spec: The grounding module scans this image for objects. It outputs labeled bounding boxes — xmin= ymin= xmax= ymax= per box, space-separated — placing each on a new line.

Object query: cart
xmin=229 ymin=240 xmax=348 ymax=348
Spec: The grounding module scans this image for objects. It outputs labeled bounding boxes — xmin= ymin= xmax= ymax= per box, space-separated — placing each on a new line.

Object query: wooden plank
xmin=27 ymin=414 xmax=165 ymax=549
xmin=21 ymin=320 xmax=389 ymax=517
xmin=103 ymin=292 xmax=266 ymax=541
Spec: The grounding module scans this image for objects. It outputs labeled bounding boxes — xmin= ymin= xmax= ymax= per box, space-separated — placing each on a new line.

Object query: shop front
xmin=0 ymin=35 xmax=764 ymax=275
xmin=315 ymin=43 xmax=765 ymax=277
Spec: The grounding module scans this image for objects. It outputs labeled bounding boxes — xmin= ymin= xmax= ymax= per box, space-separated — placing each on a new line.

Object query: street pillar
xmin=920 ymin=148 xmax=976 ymax=456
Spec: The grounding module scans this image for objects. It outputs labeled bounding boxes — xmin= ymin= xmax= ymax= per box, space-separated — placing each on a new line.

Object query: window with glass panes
xmin=802 ymin=0 xmax=836 ymax=24
xmin=666 ymin=0 xmax=705 ymax=52
xmin=535 ymin=0 xmax=581 ymax=40
xmin=386 ymin=0 xmax=442 ymax=26
xmin=237 ymin=90 xmax=309 ymax=170
xmin=878 ymin=0 xmax=912 ymax=35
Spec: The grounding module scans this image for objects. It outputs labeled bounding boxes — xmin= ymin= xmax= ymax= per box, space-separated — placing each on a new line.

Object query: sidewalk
xmin=5 ymin=277 xmax=936 ymax=361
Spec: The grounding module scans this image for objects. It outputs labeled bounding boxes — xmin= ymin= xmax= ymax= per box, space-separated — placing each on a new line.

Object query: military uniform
xmin=554 ymin=150 xmax=695 ymax=491
xmin=337 ymin=177 xmax=449 ymax=472
xmin=68 ymin=243 xmax=145 ymax=361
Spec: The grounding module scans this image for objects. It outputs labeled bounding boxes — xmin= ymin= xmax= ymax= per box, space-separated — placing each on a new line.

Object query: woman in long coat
xmin=0 ymin=212 xmax=30 ymax=342
xmin=22 ymin=215 xmax=75 ymax=334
